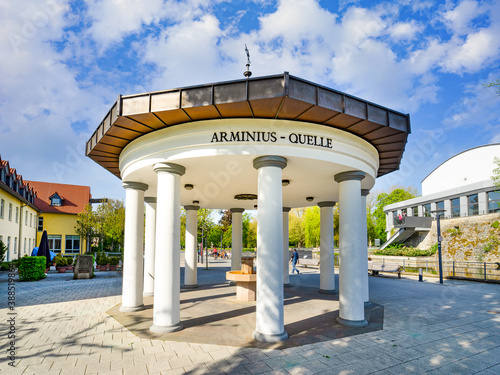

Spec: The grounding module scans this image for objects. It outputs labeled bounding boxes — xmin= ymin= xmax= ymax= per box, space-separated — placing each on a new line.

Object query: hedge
xmin=18 ymin=256 xmax=46 ymax=281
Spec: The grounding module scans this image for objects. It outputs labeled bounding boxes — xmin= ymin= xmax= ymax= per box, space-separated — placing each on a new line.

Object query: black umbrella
xmin=38 ymin=230 xmax=51 ymax=268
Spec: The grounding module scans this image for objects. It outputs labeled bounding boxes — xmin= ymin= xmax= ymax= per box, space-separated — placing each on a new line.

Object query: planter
xmin=109 ymin=265 xmax=117 ymax=271
xmin=98 ymin=265 xmax=107 ymax=271
xmin=56 ymin=267 xmax=67 ymax=273
xmin=66 ymin=265 xmax=74 ymax=271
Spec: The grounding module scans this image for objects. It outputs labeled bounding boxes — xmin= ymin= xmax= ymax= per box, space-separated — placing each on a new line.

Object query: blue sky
xmin=1 ymin=0 xmax=499 ymax=201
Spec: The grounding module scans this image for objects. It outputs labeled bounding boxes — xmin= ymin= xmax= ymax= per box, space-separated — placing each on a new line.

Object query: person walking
xmin=290 ymin=249 xmax=300 ymax=275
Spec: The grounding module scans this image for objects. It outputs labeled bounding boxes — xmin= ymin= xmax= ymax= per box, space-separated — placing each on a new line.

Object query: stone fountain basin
xmin=226 ymin=270 xmax=257 ymax=282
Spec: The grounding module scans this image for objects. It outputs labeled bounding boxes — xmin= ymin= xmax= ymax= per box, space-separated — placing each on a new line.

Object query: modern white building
xmin=87 ymin=72 xmax=410 ymax=342
xmin=384 ymin=144 xmax=500 ymax=247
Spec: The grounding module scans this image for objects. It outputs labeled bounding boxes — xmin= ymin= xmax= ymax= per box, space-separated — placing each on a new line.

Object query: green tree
xmin=484 ymin=79 xmax=500 ymax=96
xmin=97 ymin=199 xmax=125 ymax=251
xmin=75 ymin=204 xmax=98 ymax=252
xmin=492 ymin=157 xmax=500 ymax=188
xmin=304 ymin=206 xmax=321 ymax=248
xmin=372 ymin=187 xmax=418 ymax=242
xmin=289 ymin=208 xmax=305 ymax=247
xmin=246 ymin=218 xmax=257 ymax=248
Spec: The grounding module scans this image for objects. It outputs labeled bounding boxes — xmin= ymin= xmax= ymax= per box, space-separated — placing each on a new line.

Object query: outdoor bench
xmin=368 ymin=261 xmax=401 ymax=279
xmin=298 ymin=258 xmax=320 ymax=268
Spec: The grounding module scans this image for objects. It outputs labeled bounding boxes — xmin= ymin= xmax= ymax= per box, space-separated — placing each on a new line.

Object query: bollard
xmin=418 ymin=267 xmax=423 ymax=282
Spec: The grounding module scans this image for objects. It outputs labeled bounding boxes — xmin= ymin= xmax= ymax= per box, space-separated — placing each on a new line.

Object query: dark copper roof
xmin=86 ymin=72 xmax=410 ymax=178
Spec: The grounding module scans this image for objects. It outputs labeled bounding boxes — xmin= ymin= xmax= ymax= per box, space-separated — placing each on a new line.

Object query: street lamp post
xmin=430 ymin=209 xmax=446 ymax=284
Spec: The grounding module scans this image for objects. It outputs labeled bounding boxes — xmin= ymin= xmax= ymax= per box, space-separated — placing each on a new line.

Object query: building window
xmin=468 ymin=194 xmax=479 ymax=216
xmin=13 ymin=237 xmax=17 ymax=254
xmin=29 ymin=238 xmax=31 ymax=252
xmin=30 ymin=213 xmax=32 ymax=227
xmin=412 ymin=206 xmax=418 ymax=216
xmin=488 ymin=191 xmax=500 ymax=213
xmin=423 ymin=203 xmax=431 ymax=217
xmin=25 ymin=212 xmax=28 ymax=225
xmin=0 ymin=199 xmax=3 ymax=218
xmin=38 ymin=217 xmax=44 ymax=231
xmin=452 ymin=198 xmax=460 ymax=217
xmin=7 ymin=237 xmax=10 ymax=253
xmin=437 ymin=201 xmax=444 ymax=212
xmin=24 ymin=238 xmax=26 ymax=254
xmin=65 ymin=236 xmax=80 ymax=254
xmin=50 ymin=194 xmax=62 ymax=206
xmin=15 ymin=207 xmax=19 ymax=223
xmin=8 ymin=203 xmax=12 ymax=221
xmin=48 ymin=235 xmax=62 ymax=252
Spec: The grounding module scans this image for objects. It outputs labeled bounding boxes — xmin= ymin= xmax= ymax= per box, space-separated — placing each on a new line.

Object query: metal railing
xmin=371 ymin=257 xmax=500 ymax=282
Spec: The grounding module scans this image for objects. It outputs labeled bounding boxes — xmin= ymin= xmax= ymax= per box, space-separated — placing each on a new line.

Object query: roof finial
xmin=244 ymin=44 xmax=252 ymax=78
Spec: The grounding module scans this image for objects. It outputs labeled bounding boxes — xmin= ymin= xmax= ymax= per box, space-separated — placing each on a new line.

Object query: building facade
xmin=27 ymin=181 xmax=91 ymax=256
xmin=0 ymin=156 xmax=39 ymax=262
xmin=384 ymin=144 xmax=500 ymax=246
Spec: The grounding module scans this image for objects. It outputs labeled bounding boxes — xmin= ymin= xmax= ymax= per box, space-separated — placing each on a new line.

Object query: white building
xmin=384 ymin=144 xmax=500 ymax=247
xmin=87 ymin=73 xmax=411 ymax=341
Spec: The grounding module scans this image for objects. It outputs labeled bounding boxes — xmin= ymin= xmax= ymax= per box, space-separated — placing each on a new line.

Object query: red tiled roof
xmin=27 ymin=181 xmax=91 ymax=214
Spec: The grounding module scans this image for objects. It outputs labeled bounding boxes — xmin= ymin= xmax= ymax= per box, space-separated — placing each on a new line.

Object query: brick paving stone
xmin=188 ymin=352 xmax=213 ymax=364
xmin=123 ymin=364 xmax=148 ymax=375
xmin=2 ymin=261 xmax=500 ymax=375
xmin=97 ymin=370 xmax=123 ymax=375
xmin=168 ymin=356 xmax=193 ymax=370
xmin=244 ymin=360 xmax=273 ymax=374
xmin=146 ymin=360 xmax=172 ymax=373
xmin=84 ymin=361 xmax=112 ymax=374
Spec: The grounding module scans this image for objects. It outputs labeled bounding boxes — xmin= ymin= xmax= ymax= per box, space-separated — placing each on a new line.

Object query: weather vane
xmin=244 ymin=44 xmax=252 ymax=78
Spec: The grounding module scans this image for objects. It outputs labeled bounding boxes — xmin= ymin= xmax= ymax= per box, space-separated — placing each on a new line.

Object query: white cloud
xmin=389 ymin=21 xmax=423 ymax=42
xmin=441 ymin=0 xmax=483 ymax=35
xmin=441 ymin=29 xmax=500 ymax=73
xmin=0 ymin=1 xmax=123 ymax=198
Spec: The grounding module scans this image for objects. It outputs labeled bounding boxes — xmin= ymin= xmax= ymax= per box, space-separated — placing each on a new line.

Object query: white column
xmin=283 ymin=207 xmax=290 ymax=287
xmin=230 ymin=208 xmax=244 ymax=271
xmin=334 ymin=171 xmax=368 ymax=327
xmin=444 ymin=199 xmax=452 ymax=219
xmin=318 ymin=201 xmax=336 ymax=294
xmin=478 ymin=192 xmax=488 ymax=215
xmin=460 ymin=196 xmax=468 ymax=216
xmin=143 ymin=197 xmax=156 ymax=297
xmin=361 ymin=190 xmax=370 ymax=306
xmin=120 ymin=181 xmax=148 ymax=312
xmin=150 ymin=163 xmax=185 ymax=333
xmin=184 ymin=205 xmax=199 ymax=288
xmin=253 ymin=156 xmax=288 ymax=342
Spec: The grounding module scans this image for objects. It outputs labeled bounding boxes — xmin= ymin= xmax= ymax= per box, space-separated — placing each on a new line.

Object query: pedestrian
xmin=290 ymin=249 xmax=300 ymax=274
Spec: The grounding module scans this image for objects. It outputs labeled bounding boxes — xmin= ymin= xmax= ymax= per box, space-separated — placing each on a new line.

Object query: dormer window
xmin=0 ymin=169 xmax=5 ymax=183
xmin=50 ymin=193 xmax=63 ymax=206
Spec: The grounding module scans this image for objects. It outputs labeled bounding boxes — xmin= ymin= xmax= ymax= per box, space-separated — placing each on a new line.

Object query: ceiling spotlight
xmin=192 ymin=200 xmax=199 ymax=205
xmin=282 ymin=179 xmax=290 ymax=186
xmin=306 ymin=197 xmax=314 ymax=202
xmin=184 ymin=184 xmax=194 ymax=190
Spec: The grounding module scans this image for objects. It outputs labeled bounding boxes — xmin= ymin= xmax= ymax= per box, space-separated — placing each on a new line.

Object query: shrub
xmin=96 ymin=252 xmax=109 ymax=266
xmin=109 ymin=256 xmax=119 ymax=265
xmin=373 ymin=245 xmax=436 ymax=257
xmin=54 ymin=254 xmax=68 ymax=267
xmin=67 ymin=257 xmax=74 ymax=266
xmin=18 ymin=256 xmax=46 ymax=281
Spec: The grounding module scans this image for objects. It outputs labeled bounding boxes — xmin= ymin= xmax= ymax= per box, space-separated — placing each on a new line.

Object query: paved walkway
xmin=1 ymin=259 xmax=499 ymax=374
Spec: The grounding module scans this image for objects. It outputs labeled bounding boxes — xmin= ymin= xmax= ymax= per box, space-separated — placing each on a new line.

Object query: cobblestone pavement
xmin=1 ymin=258 xmax=499 ymax=375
